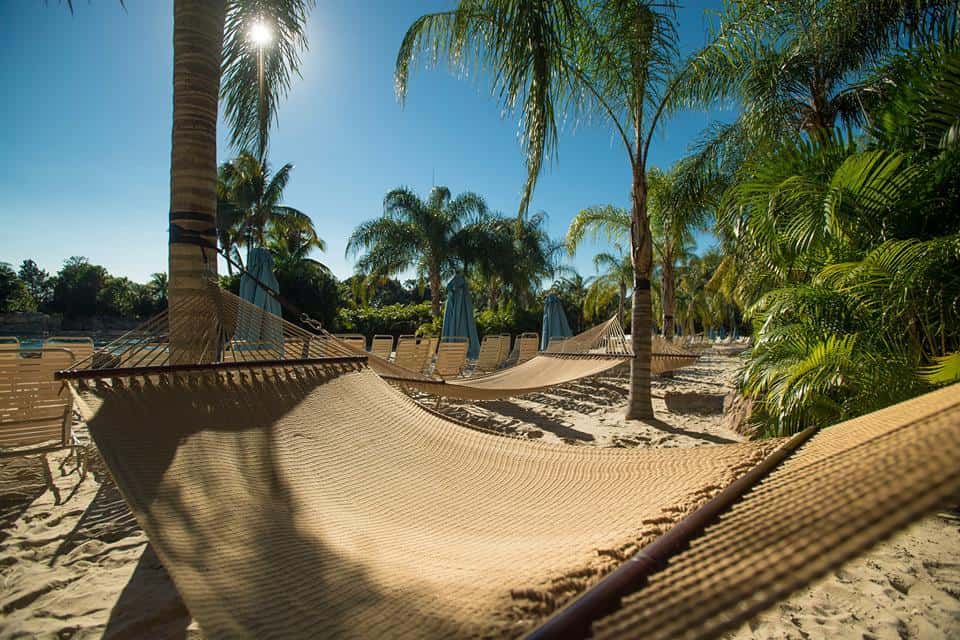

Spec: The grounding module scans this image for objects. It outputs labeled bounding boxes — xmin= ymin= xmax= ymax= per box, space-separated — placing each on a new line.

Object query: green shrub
xmin=416 ymin=316 xmax=442 ymax=336
xmin=337 ymin=302 xmax=433 ymax=337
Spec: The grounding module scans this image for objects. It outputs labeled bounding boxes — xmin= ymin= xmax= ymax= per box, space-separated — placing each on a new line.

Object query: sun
xmin=248 ymin=20 xmax=272 ymax=47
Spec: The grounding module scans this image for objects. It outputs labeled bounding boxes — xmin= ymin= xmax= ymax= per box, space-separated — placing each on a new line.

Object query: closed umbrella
xmin=541 ymin=293 xmax=573 ymax=351
xmin=441 ymin=274 xmax=480 ymax=359
xmin=236 ymin=246 xmax=283 ymax=354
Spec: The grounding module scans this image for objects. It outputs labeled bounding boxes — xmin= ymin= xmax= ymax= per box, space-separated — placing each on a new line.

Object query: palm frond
xmin=921 ymin=352 xmax=960 ymax=383
xmin=565 ymin=205 xmax=630 ymax=255
xmin=221 ymin=0 xmax=315 ymax=156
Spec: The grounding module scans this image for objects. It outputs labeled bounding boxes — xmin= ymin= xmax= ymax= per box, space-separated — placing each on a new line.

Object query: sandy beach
xmin=1 ymin=352 xmax=957 ymax=638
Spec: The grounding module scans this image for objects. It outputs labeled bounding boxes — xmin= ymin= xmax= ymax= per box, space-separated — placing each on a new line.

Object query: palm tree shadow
xmin=634 ymin=417 xmax=739 ymax=445
xmin=479 ymin=400 xmax=595 ymax=442
xmin=103 ymin=544 xmax=194 ymax=639
xmin=0 ymin=456 xmax=49 ymax=544
xmin=51 ymin=479 xmax=140 ymax=564
xmin=520 ymin=376 xmax=629 ymax=415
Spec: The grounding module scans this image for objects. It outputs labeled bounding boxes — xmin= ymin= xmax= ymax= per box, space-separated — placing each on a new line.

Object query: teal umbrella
xmin=441 ymin=274 xmax=480 ymax=359
xmin=541 ymin=293 xmax=573 ymax=350
xmin=236 ymin=246 xmax=283 ymax=353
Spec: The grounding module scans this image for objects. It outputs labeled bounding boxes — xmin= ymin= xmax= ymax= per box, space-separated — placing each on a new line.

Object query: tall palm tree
xmin=565 ymin=161 xmax=712 ymax=341
xmin=167 ymin=0 xmax=313 ymax=361
xmin=459 ymin=211 xmax=562 ymax=310
xmin=217 ymin=151 xmax=318 ymax=248
xmin=168 ymin=0 xmax=227 ymax=363
xmin=648 ymin=163 xmax=716 ymax=338
xmin=397 ymin=0 xmax=700 ymax=418
xmin=346 ymin=186 xmax=487 ymax=318
xmin=266 ymin=213 xmax=327 ymax=272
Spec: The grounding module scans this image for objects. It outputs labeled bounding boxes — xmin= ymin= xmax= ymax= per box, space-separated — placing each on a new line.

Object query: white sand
xmin=1 ymin=352 xmax=957 ymax=638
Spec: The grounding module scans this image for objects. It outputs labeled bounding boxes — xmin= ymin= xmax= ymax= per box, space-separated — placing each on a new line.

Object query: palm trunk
xmin=489 ymin=278 xmax=501 ymax=310
xmin=662 ymin=255 xmax=675 ymax=339
xmin=168 ymin=0 xmax=225 ymax=364
xmin=626 ymin=162 xmax=655 ymax=420
xmin=618 ymin=282 xmax=626 ymax=329
xmin=429 ymin=268 xmax=442 ymax=318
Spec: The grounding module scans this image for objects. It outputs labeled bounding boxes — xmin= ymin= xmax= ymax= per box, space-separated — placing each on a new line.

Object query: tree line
xmin=0 ymin=258 xmax=167 ymax=320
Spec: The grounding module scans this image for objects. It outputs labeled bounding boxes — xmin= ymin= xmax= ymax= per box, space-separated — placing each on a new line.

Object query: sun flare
xmin=248 ymin=20 xmax=271 ymax=47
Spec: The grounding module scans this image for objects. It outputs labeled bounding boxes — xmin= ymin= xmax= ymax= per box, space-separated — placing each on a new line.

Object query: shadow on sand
xmin=52 ymin=477 xmax=140 ymax=564
xmin=635 ymin=417 xmax=738 ymax=445
xmin=480 ymin=400 xmax=595 ymax=442
xmin=0 ymin=455 xmax=49 ymax=544
xmin=103 ymin=544 xmax=194 ymax=639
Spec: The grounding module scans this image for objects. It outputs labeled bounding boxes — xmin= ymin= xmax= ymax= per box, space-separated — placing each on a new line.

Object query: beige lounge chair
xmin=515 ymin=332 xmax=539 ymax=364
xmin=0 ymin=347 xmax=77 ymax=454
xmin=433 ymin=338 xmax=469 ymax=377
xmin=334 ymin=333 xmax=367 ymax=352
xmin=393 ymin=335 xmax=420 ymax=370
xmin=474 ymin=335 xmax=504 ymax=373
xmin=496 ymin=334 xmax=512 ymax=364
xmin=0 ymin=337 xmax=19 ymax=360
xmin=545 ymin=336 xmax=568 ymax=353
xmin=370 ymin=335 xmax=394 ymax=360
xmin=44 ymin=336 xmax=94 ymax=363
xmin=416 ymin=336 xmax=438 ymax=373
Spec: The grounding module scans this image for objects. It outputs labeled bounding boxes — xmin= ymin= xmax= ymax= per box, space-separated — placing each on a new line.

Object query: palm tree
xmin=565 ymin=161 xmax=712 ymax=341
xmin=681 ymin=0 xmax=954 ymax=174
xmin=459 ymin=211 xmax=562 ymax=310
xmin=551 ymin=268 xmax=589 ymax=333
xmin=167 ymin=0 xmax=313 ymax=361
xmin=346 ymin=186 xmax=487 ymax=318
xmin=397 ymin=1 xmax=703 ymax=418
xmin=266 ymin=213 xmax=327 ymax=272
xmin=585 ymin=247 xmax=633 ymax=329
xmin=648 ymin=163 xmax=716 ymax=338
xmin=216 ymin=162 xmax=248 ymax=275
xmin=167 ymin=0 xmax=227 ymax=363
xmin=217 ymin=151 xmax=318 ymax=249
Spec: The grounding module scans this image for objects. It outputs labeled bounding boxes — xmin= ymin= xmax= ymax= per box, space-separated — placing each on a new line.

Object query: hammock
xmin=365 ymin=317 xmax=699 ymax=401
xmin=56 ymin=284 xmax=960 ymax=639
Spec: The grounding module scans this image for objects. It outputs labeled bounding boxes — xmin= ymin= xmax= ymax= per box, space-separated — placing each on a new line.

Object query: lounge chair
xmin=515 ymin=332 xmax=539 ymax=364
xmin=433 ymin=337 xmax=469 ymax=377
xmin=417 ymin=336 xmax=438 ymax=373
xmin=393 ymin=335 xmax=420 ymax=370
xmin=334 ymin=333 xmax=367 ymax=352
xmin=370 ymin=335 xmax=394 ymax=360
xmin=1 ymin=346 xmax=83 ymax=476
xmin=44 ymin=336 xmax=94 ymax=363
xmin=474 ymin=335 xmax=505 ymax=373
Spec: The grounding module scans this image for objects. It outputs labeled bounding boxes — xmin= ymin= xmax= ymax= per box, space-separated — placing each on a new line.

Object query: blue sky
xmin=0 ymin=1 xmax=731 ymax=284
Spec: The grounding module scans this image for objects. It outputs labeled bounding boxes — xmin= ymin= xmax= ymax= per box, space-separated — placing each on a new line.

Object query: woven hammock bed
xmin=358 ymin=316 xmax=699 ymax=401
xmin=54 ymin=286 xmax=960 ymax=639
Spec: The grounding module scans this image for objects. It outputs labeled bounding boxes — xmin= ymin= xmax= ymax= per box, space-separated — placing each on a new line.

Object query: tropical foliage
xmin=346 ymin=186 xmax=488 ymax=318
xmin=217 ymin=151 xmax=321 ymax=262
xmin=715 ymin=33 xmax=960 ymax=436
